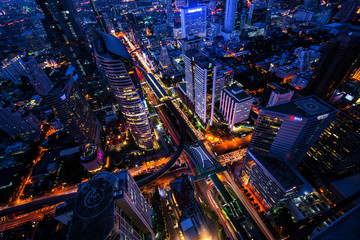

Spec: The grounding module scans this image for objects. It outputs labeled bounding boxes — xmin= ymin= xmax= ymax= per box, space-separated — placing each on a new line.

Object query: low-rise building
xmin=266 ymin=83 xmax=294 ymax=106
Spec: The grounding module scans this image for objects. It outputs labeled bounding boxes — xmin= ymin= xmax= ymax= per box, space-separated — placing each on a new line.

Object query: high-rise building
xmin=302 ymin=107 xmax=360 ymax=183
xmin=21 ymin=30 xmax=45 ymax=52
xmin=224 ymin=0 xmax=238 ymax=33
xmin=266 ymin=83 xmax=294 ymax=106
xmin=219 ymin=84 xmax=252 ymax=131
xmin=249 ymin=96 xmax=337 ymax=167
xmin=240 ymin=151 xmax=305 ymax=211
xmin=335 ymin=0 xmax=360 ymax=23
xmin=184 ymin=49 xmax=220 ymax=125
xmin=43 ymin=75 xmax=100 ymax=145
xmin=181 ymin=6 xmax=207 ymax=38
xmin=240 ymin=9 xmax=247 ymax=40
xmin=247 ymin=1 xmax=267 ymax=26
xmin=92 ymin=29 xmax=153 ymax=150
xmin=0 ymin=101 xmax=42 ymax=139
xmin=1 ymin=55 xmax=26 ymax=85
xmin=35 ymin=0 xmax=87 ymax=76
xmin=307 ymin=35 xmax=360 ymax=99
xmin=22 ymin=55 xmax=53 ymax=95
xmin=55 ymin=171 xmax=154 ymax=240
xmin=166 ymin=0 xmax=174 ymax=27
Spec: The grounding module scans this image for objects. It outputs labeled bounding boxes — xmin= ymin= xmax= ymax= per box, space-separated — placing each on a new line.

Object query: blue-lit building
xmin=249 ymin=96 xmax=337 ymax=167
xmin=181 ymin=6 xmax=207 ymax=38
xmin=241 ymin=151 xmax=305 ymax=211
xmin=224 ymin=0 xmax=238 ymax=33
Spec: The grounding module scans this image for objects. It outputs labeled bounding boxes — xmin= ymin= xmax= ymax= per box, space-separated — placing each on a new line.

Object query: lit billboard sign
xmin=187 ymin=8 xmax=202 ymax=13
xmin=289 ymin=116 xmax=302 ymax=121
xmin=317 ymin=114 xmax=329 ymax=120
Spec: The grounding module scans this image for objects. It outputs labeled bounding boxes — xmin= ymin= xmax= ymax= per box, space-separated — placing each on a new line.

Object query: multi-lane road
xmin=222 ymin=171 xmax=276 ymax=240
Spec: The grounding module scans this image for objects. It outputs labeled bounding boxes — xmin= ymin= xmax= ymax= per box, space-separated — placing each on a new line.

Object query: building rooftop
xmin=267 ymin=82 xmax=292 ymax=94
xmin=92 ymin=29 xmax=132 ymax=62
xmin=251 ymin=151 xmax=304 ymax=190
xmin=264 ymin=96 xmax=337 ymax=118
xmin=311 ymin=204 xmax=360 ymax=240
xmin=331 ymin=173 xmax=360 ymax=199
xmin=68 ymin=171 xmax=128 ymax=240
xmin=184 ymin=49 xmax=213 ymax=69
xmin=223 ymin=84 xmax=251 ymax=103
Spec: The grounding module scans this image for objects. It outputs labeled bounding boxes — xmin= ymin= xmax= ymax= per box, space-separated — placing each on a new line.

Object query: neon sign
xmin=317 ymin=114 xmax=329 ymax=120
xmin=290 ymin=116 xmax=302 ymax=121
xmin=188 ymin=8 xmax=202 ymax=13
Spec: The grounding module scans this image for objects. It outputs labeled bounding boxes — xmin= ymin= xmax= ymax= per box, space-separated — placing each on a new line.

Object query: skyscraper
xmin=22 ymin=55 xmax=53 ymax=95
xmin=43 ymin=75 xmax=100 ymax=145
xmin=181 ymin=6 xmax=207 ymax=38
xmin=35 ymin=0 xmax=87 ymax=76
xmin=247 ymin=1 xmax=267 ymax=26
xmin=55 ymin=171 xmax=154 ymax=240
xmin=166 ymin=0 xmax=174 ymax=27
xmin=92 ymin=29 xmax=153 ymax=150
xmin=184 ymin=49 xmax=219 ymax=125
xmin=224 ymin=0 xmax=238 ymax=33
xmin=0 ymin=101 xmax=41 ymax=139
xmin=249 ymin=96 xmax=337 ymax=167
xmin=308 ymin=34 xmax=360 ymax=99
xmin=302 ymin=107 xmax=360 ymax=183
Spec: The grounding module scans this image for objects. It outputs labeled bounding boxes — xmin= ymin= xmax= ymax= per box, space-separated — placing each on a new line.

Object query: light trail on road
xmin=222 ymin=171 xmax=276 ymax=240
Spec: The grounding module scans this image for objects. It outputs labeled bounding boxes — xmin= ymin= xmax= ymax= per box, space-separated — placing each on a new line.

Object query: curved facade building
xmin=92 ymin=29 xmax=153 ymax=150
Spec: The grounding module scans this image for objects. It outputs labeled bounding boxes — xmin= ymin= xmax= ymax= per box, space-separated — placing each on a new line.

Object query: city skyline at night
xmin=0 ymin=0 xmax=360 ymax=240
